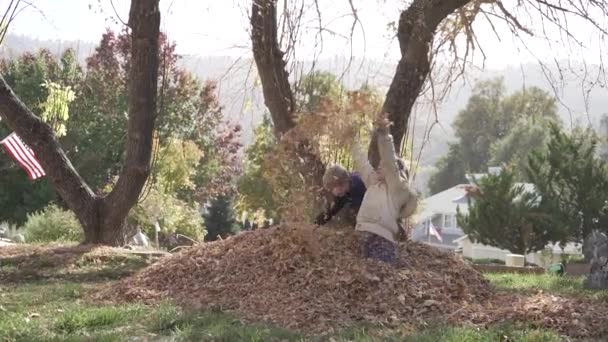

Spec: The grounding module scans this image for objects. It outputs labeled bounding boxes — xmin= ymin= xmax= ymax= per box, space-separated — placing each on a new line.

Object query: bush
xmin=203 ymin=196 xmax=239 ymax=241
xmin=23 ymin=204 xmax=82 ymax=242
xmin=129 ymin=189 xmax=205 ymax=241
xmin=458 ymin=169 xmax=561 ymax=255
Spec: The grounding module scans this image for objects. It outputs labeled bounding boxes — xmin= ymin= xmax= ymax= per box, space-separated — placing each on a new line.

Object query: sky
xmin=4 ymin=0 xmax=606 ymax=70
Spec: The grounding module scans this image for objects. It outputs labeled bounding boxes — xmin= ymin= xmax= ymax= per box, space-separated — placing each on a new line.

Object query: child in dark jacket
xmin=314 ymin=165 xmax=367 ymax=226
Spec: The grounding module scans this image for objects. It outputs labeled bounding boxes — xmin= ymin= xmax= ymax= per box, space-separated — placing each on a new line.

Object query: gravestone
xmin=131 ymin=229 xmax=150 ymax=248
xmin=583 ymin=230 xmax=608 ymax=289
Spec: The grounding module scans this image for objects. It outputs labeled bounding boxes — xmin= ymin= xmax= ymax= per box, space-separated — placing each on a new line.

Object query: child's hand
xmin=374 ymin=111 xmax=391 ymax=134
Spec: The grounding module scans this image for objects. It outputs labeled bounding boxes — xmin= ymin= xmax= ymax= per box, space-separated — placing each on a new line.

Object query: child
xmin=351 ymin=116 xmax=418 ymax=265
xmin=314 ymin=164 xmax=367 ymax=226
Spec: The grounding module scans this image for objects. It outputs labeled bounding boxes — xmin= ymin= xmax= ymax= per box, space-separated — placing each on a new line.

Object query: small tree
xmin=236 ymin=115 xmax=278 ymax=219
xmin=527 ymin=125 xmax=608 ymax=242
xmin=457 ymin=169 xmax=562 ymax=255
xmin=203 ymin=196 xmax=239 ymax=242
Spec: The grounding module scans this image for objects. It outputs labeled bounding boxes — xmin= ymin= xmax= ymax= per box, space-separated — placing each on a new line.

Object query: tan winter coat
xmin=351 ymin=131 xmax=418 ymax=243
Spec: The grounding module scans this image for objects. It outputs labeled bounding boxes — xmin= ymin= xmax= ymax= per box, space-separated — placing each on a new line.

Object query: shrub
xmin=23 ymin=204 xmax=82 ymax=242
xmin=129 ymin=189 xmax=205 ymax=241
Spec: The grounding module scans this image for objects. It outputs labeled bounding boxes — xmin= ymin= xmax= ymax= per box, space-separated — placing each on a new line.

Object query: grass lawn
xmin=485 ymin=272 xmax=608 ymax=300
xmin=0 ymin=245 xmax=582 ymax=341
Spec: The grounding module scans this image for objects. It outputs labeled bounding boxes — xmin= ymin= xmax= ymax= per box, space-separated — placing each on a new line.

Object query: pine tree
xmin=203 ymin=196 xmax=240 ymax=241
xmin=457 ymin=169 xmax=562 ymax=255
xmin=527 ymin=124 xmax=608 ymax=242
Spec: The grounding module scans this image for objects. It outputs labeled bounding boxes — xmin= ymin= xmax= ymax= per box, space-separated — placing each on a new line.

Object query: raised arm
xmin=351 ymin=137 xmax=375 ymax=187
xmin=376 ymin=127 xmax=403 ymax=189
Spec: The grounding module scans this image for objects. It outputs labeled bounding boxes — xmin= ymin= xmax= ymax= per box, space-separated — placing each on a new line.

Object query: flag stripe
xmin=429 ymin=222 xmax=443 ymax=243
xmin=1 ymin=133 xmax=45 ymax=180
xmin=1 ymin=141 xmax=35 ymax=179
xmin=11 ymin=135 xmax=45 ymax=177
xmin=2 ymin=136 xmax=41 ymax=179
xmin=2 ymin=140 xmax=35 ymax=180
xmin=3 ymin=135 xmax=43 ymax=179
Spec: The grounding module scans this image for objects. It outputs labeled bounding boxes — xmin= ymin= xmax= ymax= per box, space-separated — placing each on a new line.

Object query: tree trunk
xmin=101 ymin=0 xmax=160 ymax=244
xmin=251 ymin=0 xmax=296 ymax=135
xmin=370 ymin=0 xmax=469 ymax=160
xmin=251 ymin=0 xmax=325 ymax=188
xmin=0 ymin=0 xmax=160 ymax=246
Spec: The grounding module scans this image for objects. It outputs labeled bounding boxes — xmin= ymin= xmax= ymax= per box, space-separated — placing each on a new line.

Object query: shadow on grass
xmin=0 ymin=244 xmax=151 ymax=285
xmin=149 ymin=304 xmax=305 ymax=341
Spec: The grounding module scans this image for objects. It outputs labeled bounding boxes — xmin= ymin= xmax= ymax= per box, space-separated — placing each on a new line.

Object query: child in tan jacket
xmin=349 ymin=115 xmax=418 ymax=265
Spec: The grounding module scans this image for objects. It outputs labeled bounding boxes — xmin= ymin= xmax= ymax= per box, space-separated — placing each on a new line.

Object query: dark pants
xmin=360 ymin=232 xmax=398 ymax=265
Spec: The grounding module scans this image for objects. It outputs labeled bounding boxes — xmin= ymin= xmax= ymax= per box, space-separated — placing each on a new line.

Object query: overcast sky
xmin=5 ymin=0 xmax=606 ymax=70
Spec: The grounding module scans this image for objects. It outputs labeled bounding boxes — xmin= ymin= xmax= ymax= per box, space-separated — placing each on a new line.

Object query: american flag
xmin=1 ymin=133 xmax=45 ymax=180
xmin=429 ymin=221 xmax=443 ymax=242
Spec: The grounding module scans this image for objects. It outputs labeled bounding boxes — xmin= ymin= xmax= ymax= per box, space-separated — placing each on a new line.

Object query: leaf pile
xmin=101 ymin=224 xmax=492 ymax=333
xmin=452 ymin=292 xmax=608 ymax=338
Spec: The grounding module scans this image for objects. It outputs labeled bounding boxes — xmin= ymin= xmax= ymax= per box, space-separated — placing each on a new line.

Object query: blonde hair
xmin=322 ymin=164 xmax=349 ymax=189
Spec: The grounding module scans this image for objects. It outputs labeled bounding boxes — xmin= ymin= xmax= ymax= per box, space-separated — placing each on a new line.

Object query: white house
xmin=411 ymin=167 xmax=581 ymax=266
xmin=410 ymin=184 xmax=469 ymax=250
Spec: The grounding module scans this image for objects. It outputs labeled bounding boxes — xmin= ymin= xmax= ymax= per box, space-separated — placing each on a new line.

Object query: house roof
xmin=416 ymin=181 xmax=537 ymax=223
xmin=417 ymin=184 xmax=470 ymax=222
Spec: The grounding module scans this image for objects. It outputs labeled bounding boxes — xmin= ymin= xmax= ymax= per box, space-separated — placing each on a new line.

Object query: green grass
xmin=319 ymin=322 xmax=563 ymax=342
xmin=485 ymin=272 xmax=608 ymax=300
xmin=0 ymin=281 xmax=302 ymax=342
xmin=399 ymin=324 xmax=563 ymax=342
xmin=0 ymin=280 xmax=568 ymax=342
xmin=0 ymin=244 xmax=582 ymax=341
xmin=149 ymin=303 xmax=304 ymax=341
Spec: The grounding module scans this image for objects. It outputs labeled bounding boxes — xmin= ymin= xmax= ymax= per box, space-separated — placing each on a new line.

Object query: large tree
xmin=0 ymin=0 xmax=160 ymax=245
xmin=65 ymin=29 xmax=228 ymax=194
xmin=250 ymin=0 xmax=607 ymax=194
xmin=250 ymin=0 xmax=328 ymax=198
xmin=429 ymin=79 xmax=559 ymax=194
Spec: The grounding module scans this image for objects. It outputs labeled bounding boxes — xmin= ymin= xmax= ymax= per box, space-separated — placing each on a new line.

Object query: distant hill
xmin=3 ymin=34 xmax=608 ymax=194
xmin=0 ymin=34 xmax=96 ymax=65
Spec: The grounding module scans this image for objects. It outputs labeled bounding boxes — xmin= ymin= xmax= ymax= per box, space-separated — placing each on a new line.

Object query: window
xmin=443 ymin=214 xmax=456 ymax=228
